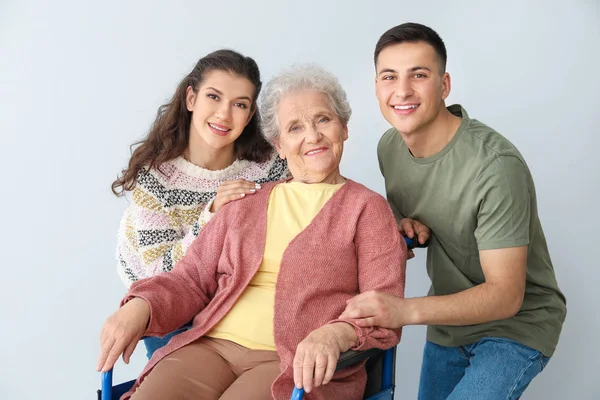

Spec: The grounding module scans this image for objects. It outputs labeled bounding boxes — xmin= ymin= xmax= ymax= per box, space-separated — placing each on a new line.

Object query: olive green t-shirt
xmin=378 ymin=105 xmax=566 ymax=356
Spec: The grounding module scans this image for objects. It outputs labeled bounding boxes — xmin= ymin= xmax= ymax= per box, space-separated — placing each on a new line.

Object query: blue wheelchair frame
xmin=98 ymin=236 xmax=422 ymax=399
xmin=99 ymin=347 xmax=395 ymax=400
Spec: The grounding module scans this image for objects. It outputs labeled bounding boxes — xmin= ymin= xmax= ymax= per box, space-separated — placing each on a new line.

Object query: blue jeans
xmin=418 ymin=338 xmax=551 ymax=400
xmin=142 ymin=324 xmax=192 ymax=359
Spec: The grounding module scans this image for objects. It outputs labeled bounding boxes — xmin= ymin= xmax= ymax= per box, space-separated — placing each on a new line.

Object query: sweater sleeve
xmin=116 ymin=178 xmax=215 ymax=288
xmin=120 ymin=207 xmax=227 ymax=336
xmin=331 ymin=194 xmax=407 ymax=350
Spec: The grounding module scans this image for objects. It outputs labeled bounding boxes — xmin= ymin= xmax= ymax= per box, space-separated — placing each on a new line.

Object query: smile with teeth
xmin=208 ymin=123 xmax=231 ymax=132
xmin=393 ymin=104 xmax=419 ymax=110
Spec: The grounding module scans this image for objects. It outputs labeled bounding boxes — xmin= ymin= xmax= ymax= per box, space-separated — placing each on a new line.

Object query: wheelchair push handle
xmin=291 ymin=387 xmax=305 ymax=399
xmin=404 ymin=235 xmax=429 ymax=249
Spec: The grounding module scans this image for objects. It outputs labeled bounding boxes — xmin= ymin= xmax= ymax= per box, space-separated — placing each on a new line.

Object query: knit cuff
xmin=327 ymin=319 xmax=374 ymax=350
xmin=197 ymin=199 xmax=216 ymax=230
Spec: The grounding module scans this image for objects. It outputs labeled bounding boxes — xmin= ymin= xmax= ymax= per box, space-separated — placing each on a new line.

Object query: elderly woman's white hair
xmin=259 ymin=64 xmax=352 ymax=144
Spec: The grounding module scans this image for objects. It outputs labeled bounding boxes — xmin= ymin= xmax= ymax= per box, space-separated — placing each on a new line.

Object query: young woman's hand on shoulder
xmin=210 ymin=179 xmax=261 ymax=212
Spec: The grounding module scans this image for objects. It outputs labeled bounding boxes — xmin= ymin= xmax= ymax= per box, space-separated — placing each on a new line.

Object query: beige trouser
xmin=130 ymin=337 xmax=281 ymax=400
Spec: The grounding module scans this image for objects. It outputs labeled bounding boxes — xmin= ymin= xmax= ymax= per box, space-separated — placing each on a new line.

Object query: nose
xmin=305 ymin=125 xmax=321 ymax=144
xmin=393 ymin=77 xmax=413 ymax=100
xmin=215 ymin=102 xmax=233 ymax=122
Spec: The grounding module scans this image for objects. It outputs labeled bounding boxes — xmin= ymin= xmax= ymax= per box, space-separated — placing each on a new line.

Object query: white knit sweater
xmin=116 ymin=151 xmax=289 ymax=287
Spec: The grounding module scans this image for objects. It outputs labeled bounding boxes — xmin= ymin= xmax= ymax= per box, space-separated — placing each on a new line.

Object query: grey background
xmin=1 ymin=0 xmax=598 ymax=398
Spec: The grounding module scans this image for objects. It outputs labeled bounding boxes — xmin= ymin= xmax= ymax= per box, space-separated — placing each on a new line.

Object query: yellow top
xmin=206 ymin=181 xmax=344 ymax=350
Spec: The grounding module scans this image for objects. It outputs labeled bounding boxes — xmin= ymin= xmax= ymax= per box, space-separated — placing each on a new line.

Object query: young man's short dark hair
xmin=374 ymin=22 xmax=448 ymax=73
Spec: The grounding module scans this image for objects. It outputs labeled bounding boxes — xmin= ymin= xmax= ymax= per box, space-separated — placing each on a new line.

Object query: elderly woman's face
xmin=275 ymin=90 xmax=348 ymax=184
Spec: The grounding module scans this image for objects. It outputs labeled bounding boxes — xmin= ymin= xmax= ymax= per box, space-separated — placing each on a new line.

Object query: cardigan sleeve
xmin=120 ymin=207 xmax=227 ymax=336
xmin=331 ymin=194 xmax=407 ymax=350
xmin=116 ymin=179 xmax=215 ymax=288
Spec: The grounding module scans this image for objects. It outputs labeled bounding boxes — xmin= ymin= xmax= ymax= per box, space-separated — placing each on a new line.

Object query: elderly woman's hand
xmin=97 ymin=297 xmax=150 ymax=372
xmin=293 ymin=322 xmax=358 ymax=393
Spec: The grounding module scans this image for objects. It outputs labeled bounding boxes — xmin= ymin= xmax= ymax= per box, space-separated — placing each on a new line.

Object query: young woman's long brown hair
xmin=112 ymin=49 xmax=272 ymax=196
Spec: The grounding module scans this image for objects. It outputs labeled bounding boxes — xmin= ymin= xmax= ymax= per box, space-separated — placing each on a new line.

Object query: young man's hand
xmin=339 ymin=291 xmax=414 ymax=329
xmin=399 ymin=218 xmax=430 ymax=259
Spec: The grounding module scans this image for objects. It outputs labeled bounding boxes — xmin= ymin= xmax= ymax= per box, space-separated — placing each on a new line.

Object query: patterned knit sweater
xmin=120 ymin=179 xmax=407 ymax=400
xmin=116 ymin=151 xmax=289 ymax=287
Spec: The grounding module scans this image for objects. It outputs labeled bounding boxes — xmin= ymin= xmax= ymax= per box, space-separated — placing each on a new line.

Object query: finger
xmin=220 ymin=180 xmax=261 ymax=190
xmin=344 ymin=291 xmax=372 ymax=306
xmin=97 ymin=335 xmax=114 ymax=371
xmin=293 ymin=350 xmax=305 ymax=389
xmin=219 ymin=191 xmax=253 ymax=206
xmin=400 ymin=220 xmax=414 ymax=238
xmin=354 ymin=316 xmax=378 ymax=327
xmin=407 ymin=249 xmax=415 ymax=259
xmin=322 ymin=353 xmax=338 ymax=385
xmin=102 ymin=340 xmax=125 ymax=372
xmin=339 ymin=304 xmax=376 ymax=320
xmin=414 ymin=221 xmax=430 ymax=244
xmin=122 ymin=337 xmax=138 ymax=364
xmin=313 ymin=353 xmax=328 ymax=387
xmin=303 ymin=353 xmax=316 ymax=392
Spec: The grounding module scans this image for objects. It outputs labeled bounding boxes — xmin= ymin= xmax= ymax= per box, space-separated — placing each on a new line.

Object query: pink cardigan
xmin=121 ymin=179 xmax=407 ymax=400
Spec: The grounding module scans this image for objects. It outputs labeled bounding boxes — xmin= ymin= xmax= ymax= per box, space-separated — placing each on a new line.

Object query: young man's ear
xmin=441 ymin=72 xmax=452 ymax=100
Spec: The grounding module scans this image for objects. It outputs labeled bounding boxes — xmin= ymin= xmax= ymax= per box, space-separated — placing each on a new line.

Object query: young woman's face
xmin=186 ymin=70 xmax=256 ymax=152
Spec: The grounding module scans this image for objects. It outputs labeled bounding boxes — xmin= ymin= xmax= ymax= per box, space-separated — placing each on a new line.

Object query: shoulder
xmin=377 ymin=127 xmax=402 ymax=156
xmin=457 ymin=112 xmax=525 ymax=166
xmin=342 ymin=180 xmax=393 ymax=211
xmin=476 ymin=155 xmax=531 ymax=189
xmin=238 ymin=150 xmax=290 ymax=183
xmin=135 ymin=158 xmax=182 ymax=189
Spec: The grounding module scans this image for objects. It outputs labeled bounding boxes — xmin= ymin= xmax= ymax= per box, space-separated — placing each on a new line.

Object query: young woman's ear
xmin=185 ymin=86 xmax=197 ymax=111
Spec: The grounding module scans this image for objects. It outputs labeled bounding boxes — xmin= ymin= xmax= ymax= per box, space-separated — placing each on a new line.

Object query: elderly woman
xmin=97 ymin=65 xmax=407 ymax=400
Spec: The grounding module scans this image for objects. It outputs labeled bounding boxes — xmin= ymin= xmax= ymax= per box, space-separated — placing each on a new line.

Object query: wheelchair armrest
xmin=335 ymin=348 xmax=383 ymax=371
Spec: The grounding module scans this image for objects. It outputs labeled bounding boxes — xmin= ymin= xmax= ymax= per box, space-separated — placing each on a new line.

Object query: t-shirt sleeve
xmin=377 ymin=133 xmax=405 ymax=224
xmin=475 ymin=155 xmax=531 ymax=250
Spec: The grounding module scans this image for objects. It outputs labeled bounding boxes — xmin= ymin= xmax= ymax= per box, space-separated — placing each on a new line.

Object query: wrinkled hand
xmin=210 ymin=180 xmax=261 ymax=212
xmin=399 ymin=218 xmax=431 ymax=259
xmin=293 ymin=323 xmax=357 ymax=393
xmin=97 ymin=297 xmax=150 ymax=372
xmin=339 ymin=290 xmax=409 ymax=329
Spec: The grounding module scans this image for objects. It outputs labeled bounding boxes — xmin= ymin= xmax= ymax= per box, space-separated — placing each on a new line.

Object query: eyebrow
xmin=377 ymin=66 xmax=432 ymax=76
xmin=285 ymin=118 xmax=300 ymax=130
xmin=205 ymin=87 xmax=252 ymax=102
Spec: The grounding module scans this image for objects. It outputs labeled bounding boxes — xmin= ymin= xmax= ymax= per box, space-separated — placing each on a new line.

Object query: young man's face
xmin=375 ymin=41 xmax=451 ymax=136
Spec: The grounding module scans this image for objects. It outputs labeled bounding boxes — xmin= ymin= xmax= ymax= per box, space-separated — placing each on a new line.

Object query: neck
xmin=402 ymin=106 xmax=462 ymax=158
xmin=184 ymin=137 xmax=237 ymax=171
xmin=291 ymin=169 xmax=345 ymax=184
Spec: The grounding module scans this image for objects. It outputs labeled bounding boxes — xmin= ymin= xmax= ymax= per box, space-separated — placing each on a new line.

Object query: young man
xmin=340 ymin=23 xmax=566 ymax=399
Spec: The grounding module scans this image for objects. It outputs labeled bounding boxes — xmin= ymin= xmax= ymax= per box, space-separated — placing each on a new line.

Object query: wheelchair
xmin=98 ymin=236 xmax=423 ymax=399
xmin=98 ymin=346 xmax=396 ymax=400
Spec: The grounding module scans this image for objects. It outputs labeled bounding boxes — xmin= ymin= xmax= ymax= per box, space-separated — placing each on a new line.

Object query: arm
xmin=398 ymin=246 xmax=527 ymax=325
xmin=98 ymin=203 xmax=235 ymax=372
xmin=344 ymin=156 xmax=530 ymax=328
xmin=116 ymin=184 xmax=215 ymax=287
xmin=122 ymin=207 xmax=229 ymax=336
xmin=293 ymin=194 xmax=407 ymax=392
xmin=334 ymin=194 xmax=407 ymax=348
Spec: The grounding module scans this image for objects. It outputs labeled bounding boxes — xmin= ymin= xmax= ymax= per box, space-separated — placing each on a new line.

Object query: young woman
xmin=111 ymin=49 xmax=289 ymax=358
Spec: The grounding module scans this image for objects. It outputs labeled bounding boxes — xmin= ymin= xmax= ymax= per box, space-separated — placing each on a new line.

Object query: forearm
xmin=406 ymin=282 xmax=522 ymax=326
xmin=123 ymin=247 xmax=216 ymax=335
